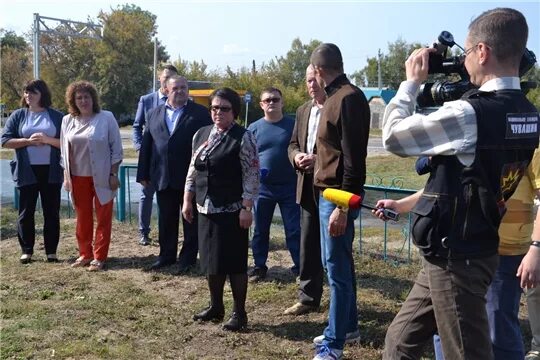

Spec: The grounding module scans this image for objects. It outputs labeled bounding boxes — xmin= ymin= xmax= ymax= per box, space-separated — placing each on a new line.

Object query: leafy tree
xmin=173 ymin=57 xmax=220 ymax=83
xmin=352 ymin=37 xmax=423 ymax=89
xmin=40 ymin=33 xmax=100 ymax=110
xmin=265 ymin=38 xmax=322 ymax=88
xmin=35 ymin=4 xmax=168 ymax=118
xmin=1 ymin=30 xmax=32 ymax=110
xmin=1 ymin=30 xmax=28 ymax=50
xmin=221 ymin=62 xmax=307 ymax=125
xmin=95 ymin=4 xmax=168 ymax=119
xmin=523 ymin=64 xmax=540 ymax=110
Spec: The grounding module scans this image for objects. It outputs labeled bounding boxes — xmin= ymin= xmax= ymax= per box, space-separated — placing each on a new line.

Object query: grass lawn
xmin=0 ymin=205 xmax=533 ymax=359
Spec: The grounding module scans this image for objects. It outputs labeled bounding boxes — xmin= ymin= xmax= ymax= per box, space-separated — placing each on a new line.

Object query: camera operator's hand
xmin=405 ymin=47 xmax=437 ymax=85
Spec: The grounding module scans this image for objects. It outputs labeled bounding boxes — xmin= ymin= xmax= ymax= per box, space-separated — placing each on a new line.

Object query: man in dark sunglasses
xmin=247 ymin=87 xmax=301 ymax=283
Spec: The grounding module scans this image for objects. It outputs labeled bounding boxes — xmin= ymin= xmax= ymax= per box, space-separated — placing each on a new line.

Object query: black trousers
xmin=156 ymin=186 xmax=198 ymax=264
xmin=17 ymin=165 xmax=61 ymax=255
xmin=298 ymin=174 xmax=323 ymax=306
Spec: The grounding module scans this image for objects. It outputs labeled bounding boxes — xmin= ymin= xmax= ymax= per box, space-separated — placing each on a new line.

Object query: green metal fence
xmin=10 ymin=164 xmax=420 ymax=263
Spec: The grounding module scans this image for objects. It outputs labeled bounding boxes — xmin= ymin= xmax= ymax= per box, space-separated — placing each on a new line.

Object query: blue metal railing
xmin=117 ymin=163 xmax=138 ymax=222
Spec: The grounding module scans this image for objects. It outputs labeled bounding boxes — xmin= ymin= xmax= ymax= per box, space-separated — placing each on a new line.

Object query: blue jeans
xmin=251 ymin=183 xmax=300 ymax=270
xmin=527 ymin=285 xmax=540 ymax=352
xmin=138 ymin=182 xmax=155 ymax=236
xmin=487 ymin=255 xmax=525 ymax=360
xmin=319 ymin=194 xmax=360 ymax=350
xmin=433 ymin=254 xmax=525 ymax=360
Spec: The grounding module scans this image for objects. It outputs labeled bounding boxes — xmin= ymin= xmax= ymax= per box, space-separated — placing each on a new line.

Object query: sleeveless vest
xmin=193 ymin=124 xmax=245 ymax=207
xmin=411 ymin=89 xmax=539 ymax=259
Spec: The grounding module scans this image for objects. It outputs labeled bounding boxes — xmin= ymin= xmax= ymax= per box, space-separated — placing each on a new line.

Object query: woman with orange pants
xmin=60 ymin=81 xmax=123 ymax=271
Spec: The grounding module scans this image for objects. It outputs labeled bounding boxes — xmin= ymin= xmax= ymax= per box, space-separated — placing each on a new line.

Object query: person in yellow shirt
xmin=487 ymin=148 xmax=540 ymax=359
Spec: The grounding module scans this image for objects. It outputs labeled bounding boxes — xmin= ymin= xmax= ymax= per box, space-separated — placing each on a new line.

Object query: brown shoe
xmin=283 ymin=302 xmax=318 ymax=315
xmin=71 ymin=257 xmax=92 ymax=268
xmin=88 ymin=260 xmax=105 ymax=272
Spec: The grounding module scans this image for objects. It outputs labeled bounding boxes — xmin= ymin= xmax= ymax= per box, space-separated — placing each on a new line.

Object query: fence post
xmin=13 ymin=187 xmax=19 ymax=210
xmin=117 ymin=165 xmax=126 ymax=222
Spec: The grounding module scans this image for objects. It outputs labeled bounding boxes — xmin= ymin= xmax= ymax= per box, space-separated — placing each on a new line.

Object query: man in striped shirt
xmin=380 ymin=8 xmax=539 ymax=360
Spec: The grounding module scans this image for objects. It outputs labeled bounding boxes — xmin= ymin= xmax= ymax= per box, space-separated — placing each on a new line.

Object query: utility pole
xmin=32 ymin=13 xmax=103 ymax=79
xmin=153 ymin=37 xmax=158 ymax=92
xmin=377 ymin=48 xmax=382 ymax=90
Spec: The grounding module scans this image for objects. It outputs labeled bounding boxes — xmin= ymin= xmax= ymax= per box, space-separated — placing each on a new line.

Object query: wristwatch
xmin=241 ymin=205 xmax=252 ymax=212
xmin=531 ymin=241 xmax=540 ymax=248
xmin=110 ymin=173 xmax=118 ymax=177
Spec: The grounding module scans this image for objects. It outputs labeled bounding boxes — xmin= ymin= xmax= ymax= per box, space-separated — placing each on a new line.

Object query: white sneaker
xmin=313 ymin=345 xmax=343 ymax=360
xmin=313 ymin=329 xmax=361 ymax=345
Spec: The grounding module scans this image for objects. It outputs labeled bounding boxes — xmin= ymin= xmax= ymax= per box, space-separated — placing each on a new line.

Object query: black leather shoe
xmin=193 ymin=306 xmax=225 ymax=322
xmin=149 ymin=258 xmax=175 ymax=270
xmin=139 ymin=235 xmax=151 ymax=246
xmin=248 ymin=267 xmax=267 ymax=282
xmin=223 ymin=311 xmax=247 ymax=331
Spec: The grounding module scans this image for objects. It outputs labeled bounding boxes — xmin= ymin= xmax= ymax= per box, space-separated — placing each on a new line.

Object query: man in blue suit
xmin=132 ymin=64 xmax=178 ymax=246
xmin=136 ymin=75 xmax=212 ymax=270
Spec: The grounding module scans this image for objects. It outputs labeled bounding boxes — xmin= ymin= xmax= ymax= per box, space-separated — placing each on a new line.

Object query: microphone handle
xmin=360 ymin=203 xmax=400 ymax=222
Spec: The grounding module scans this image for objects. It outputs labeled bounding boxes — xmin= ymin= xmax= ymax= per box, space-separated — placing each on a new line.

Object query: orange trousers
xmin=71 ymin=176 xmax=113 ymax=262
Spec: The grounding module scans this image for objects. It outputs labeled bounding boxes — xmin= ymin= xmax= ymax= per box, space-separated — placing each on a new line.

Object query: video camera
xmin=417 ymin=31 xmax=537 ymax=108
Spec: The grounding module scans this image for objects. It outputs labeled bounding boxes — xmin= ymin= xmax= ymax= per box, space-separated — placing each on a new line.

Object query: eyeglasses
xmin=210 ymin=105 xmax=232 ymax=113
xmin=261 ymin=97 xmax=281 ymax=104
xmin=462 ymin=44 xmax=479 ymax=59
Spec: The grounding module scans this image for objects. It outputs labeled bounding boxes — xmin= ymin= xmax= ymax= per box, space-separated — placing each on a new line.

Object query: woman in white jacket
xmin=60 ymin=80 xmax=123 ymax=271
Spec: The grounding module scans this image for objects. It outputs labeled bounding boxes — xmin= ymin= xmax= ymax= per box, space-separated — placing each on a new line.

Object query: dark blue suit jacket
xmin=132 ymin=91 xmax=166 ymax=151
xmin=136 ymin=100 xmax=212 ymax=191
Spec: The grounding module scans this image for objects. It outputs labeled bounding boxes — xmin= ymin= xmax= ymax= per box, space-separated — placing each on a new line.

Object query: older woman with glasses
xmin=60 ymin=81 xmax=123 ymax=272
xmin=182 ymin=87 xmax=259 ymax=331
xmin=1 ymin=79 xmax=63 ymax=263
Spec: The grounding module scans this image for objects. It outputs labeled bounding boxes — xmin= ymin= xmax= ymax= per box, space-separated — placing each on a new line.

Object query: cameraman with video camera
xmin=381 ymin=8 xmax=539 ymax=360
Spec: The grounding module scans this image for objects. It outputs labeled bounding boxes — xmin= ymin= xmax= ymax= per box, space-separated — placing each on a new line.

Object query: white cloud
xmin=223 ymin=43 xmax=249 ymax=55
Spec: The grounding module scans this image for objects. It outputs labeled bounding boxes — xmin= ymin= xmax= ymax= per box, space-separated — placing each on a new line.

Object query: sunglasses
xmin=261 ymin=97 xmax=281 ymax=104
xmin=210 ymin=105 xmax=232 ymax=113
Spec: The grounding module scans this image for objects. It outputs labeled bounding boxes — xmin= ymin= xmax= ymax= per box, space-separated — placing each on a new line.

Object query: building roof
xmin=360 ymin=87 xmax=397 ymax=104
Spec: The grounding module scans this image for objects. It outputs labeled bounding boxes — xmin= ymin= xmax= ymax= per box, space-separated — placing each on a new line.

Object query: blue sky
xmin=2 ymin=0 xmax=539 ymax=75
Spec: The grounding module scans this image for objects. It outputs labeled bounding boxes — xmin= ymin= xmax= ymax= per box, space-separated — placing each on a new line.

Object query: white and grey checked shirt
xmin=382 ymin=77 xmax=522 ymax=167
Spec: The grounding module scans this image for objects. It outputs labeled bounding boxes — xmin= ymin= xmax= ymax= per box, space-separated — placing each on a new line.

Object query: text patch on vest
xmin=506 ymin=112 xmax=539 ymax=139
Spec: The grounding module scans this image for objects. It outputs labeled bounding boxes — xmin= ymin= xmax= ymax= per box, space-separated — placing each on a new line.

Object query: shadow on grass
xmin=249 ymin=304 xmax=398 ymax=347
xmin=263 ymin=265 xmax=297 ymax=284
xmin=100 ymin=255 xmax=207 ymax=277
xmin=0 ymin=226 xmax=18 ymax=240
xmin=250 ymin=320 xmax=325 ymax=342
xmin=359 ymin=272 xmax=414 ymax=301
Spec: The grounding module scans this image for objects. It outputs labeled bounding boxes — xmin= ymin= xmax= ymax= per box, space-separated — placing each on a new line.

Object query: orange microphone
xmin=322 ymin=188 xmax=362 ymax=209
